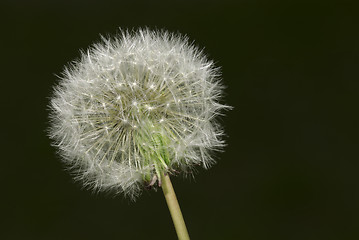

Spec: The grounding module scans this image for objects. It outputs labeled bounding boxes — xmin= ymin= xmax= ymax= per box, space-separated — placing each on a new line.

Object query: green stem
xmin=161 ymin=173 xmax=190 ymax=240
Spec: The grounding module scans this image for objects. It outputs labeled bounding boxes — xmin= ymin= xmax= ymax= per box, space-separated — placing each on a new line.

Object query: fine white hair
xmin=49 ymin=28 xmax=230 ymax=199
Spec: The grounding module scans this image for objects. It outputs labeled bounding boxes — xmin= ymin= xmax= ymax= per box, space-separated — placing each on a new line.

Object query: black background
xmin=2 ymin=0 xmax=359 ymax=239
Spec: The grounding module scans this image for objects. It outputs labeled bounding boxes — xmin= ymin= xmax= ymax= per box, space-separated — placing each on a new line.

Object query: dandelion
xmin=49 ymin=28 xmax=230 ymax=239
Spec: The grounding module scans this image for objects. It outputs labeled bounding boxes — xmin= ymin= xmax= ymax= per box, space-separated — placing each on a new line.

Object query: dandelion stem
xmin=161 ymin=173 xmax=190 ymax=240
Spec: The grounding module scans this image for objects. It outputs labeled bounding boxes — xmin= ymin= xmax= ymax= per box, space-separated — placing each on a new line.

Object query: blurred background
xmin=1 ymin=0 xmax=358 ymax=239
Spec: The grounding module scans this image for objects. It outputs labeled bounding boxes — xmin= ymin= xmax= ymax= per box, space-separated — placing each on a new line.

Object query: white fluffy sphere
xmin=49 ymin=29 xmax=229 ymax=199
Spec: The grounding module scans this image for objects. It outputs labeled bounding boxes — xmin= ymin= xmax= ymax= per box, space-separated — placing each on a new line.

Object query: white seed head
xmin=48 ymin=28 xmax=230 ymax=199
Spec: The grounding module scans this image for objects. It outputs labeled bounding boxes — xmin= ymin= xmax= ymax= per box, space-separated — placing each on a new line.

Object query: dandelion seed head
xmin=48 ymin=28 xmax=230 ymax=199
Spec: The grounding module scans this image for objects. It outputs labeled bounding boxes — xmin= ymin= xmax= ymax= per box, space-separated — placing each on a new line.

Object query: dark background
xmin=1 ymin=0 xmax=358 ymax=239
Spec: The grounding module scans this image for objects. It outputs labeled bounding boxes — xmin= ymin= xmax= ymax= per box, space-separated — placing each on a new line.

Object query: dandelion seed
xmin=49 ymin=28 xmax=230 ymax=198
